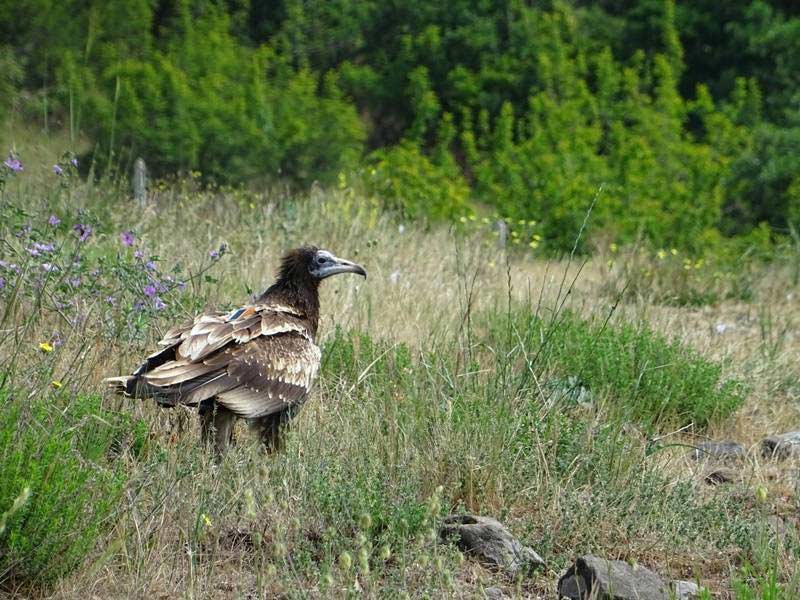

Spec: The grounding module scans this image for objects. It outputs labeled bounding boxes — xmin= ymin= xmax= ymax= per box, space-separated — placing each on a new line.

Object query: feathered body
xmin=106 ymin=247 xmax=365 ymax=453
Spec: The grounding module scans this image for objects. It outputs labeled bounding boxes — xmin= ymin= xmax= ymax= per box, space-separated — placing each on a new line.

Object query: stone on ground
xmin=762 ymin=431 xmax=800 ymax=460
xmin=673 ymin=579 xmax=701 ymax=600
xmin=557 ymin=555 xmax=669 ymax=600
xmin=692 ymin=440 xmax=745 ymax=461
xmin=439 ymin=514 xmax=545 ymax=576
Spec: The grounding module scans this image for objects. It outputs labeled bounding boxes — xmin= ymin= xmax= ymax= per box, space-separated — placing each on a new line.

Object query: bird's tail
xmin=104 ymin=375 xmax=137 ymax=396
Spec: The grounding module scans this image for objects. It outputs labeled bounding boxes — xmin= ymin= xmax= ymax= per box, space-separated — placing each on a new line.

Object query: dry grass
xmin=1 ymin=130 xmax=799 ymax=599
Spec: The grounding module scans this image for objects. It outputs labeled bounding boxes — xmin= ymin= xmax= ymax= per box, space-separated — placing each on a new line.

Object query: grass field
xmin=1 ymin=130 xmax=799 ymax=598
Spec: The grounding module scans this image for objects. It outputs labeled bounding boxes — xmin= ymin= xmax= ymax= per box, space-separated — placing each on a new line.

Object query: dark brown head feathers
xmin=276 ymin=246 xmax=319 ymax=284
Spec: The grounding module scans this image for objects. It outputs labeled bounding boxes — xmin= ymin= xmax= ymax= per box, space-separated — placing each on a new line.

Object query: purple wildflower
xmin=177 ymin=281 xmax=186 ymax=291
xmin=209 ymin=250 xmax=220 ymax=260
xmin=51 ymin=331 xmax=63 ymax=347
xmin=3 ymin=156 xmax=22 ymax=172
xmin=41 ymin=263 xmax=57 ymax=272
xmin=16 ymin=224 xmax=31 ymax=238
xmin=0 ymin=260 xmax=20 ymax=273
xmin=0 ymin=277 xmax=5 ymax=290
xmin=120 ymin=231 xmax=135 ymax=247
xmin=53 ymin=164 xmax=64 ymax=175
xmin=73 ymin=223 xmax=92 ymax=242
xmin=133 ymin=300 xmax=145 ymax=312
xmin=90 ymin=269 xmax=100 ymax=277
xmin=143 ymin=284 xmax=157 ymax=297
xmin=153 ymin=297 xmax=167 ymax=311
xmin=145 ymin=261 xmax=156 ymax=271
xmin=48 ymin=215 xmax=61 ymax=227
xmin=68 ymin=278 xmax=81 ymax=288
xmin=29 ymin=242 xmax=55 ymax=256
xmin=70 ymin=158 xmax=78 ymax=168
xmin=134 ymin=250 xmax=144 ymax=260
xmin=106 ymin=296 xmax=116 ymax=305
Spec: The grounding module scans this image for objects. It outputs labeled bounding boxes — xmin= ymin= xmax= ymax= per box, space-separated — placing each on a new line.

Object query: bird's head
xmin=278 ymin=246 xmax=367 ymax=283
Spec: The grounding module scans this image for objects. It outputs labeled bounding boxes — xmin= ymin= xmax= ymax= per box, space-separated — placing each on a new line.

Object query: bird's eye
xmin=316 ymin=256 xmax=327 ymax=265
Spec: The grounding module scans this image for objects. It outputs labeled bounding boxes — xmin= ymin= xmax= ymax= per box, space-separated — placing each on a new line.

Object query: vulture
xmin=106 ymin=247 xmax=366 ymax=455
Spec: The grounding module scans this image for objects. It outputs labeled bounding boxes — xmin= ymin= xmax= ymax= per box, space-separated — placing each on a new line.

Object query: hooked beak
xmin=317 ymin=256 xmax=367 ymax=279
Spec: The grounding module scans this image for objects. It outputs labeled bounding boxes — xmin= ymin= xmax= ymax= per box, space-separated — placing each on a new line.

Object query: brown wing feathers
xmin=107 ymin=303 xmax=320 ymax=418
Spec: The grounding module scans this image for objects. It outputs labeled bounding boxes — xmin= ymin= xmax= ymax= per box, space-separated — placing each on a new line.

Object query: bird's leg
xmin=199 ymin=401 xmax=236 ymax=457
xmin=199 ymin=401 xmax=215 ymax=448
xmin=213 ymin=406 xmax=236 ymax=456
xmin=254 ymin=412 xmax=286 ymax=453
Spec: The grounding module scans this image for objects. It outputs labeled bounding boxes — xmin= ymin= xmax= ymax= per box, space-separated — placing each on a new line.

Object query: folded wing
xmin=108 ymin=303 xmax=320 ymax=419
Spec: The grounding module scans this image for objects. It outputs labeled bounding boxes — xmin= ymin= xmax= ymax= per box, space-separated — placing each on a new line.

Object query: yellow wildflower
xmin=459 ymin=216 xmax=467 ymax=223
xmin=609 ymin=243 xmax=619 ymax=253
xmin=51 ymin=380 xmax=62 ymax=389
xmin=656 ymin=250 xmax=667 ymax=260
xmin=201 ymin=513 xmax=212 ymax=527
xmin=670 ymin=248 xmax=678 ymax=255
xmin=529 ymin=241 xmax=539 ymax=249
xmin=39 ymin=342 xmax=54 ymax=353
xmin=532 ymin=233 xmax=542 ymax=241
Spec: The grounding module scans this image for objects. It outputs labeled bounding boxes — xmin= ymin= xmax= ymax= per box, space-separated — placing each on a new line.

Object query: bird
xmin=106 ymin=247 xmax=366 ymax=455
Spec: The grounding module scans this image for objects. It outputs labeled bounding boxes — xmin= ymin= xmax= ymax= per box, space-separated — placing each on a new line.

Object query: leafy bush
xmin=0 ymin=389 xmax=129 ymax=583
xmin=365 ymin=141 xmax=470 ymax=220
xmin=483 ymin=309 xmax=745 ymax=428
xmin=724 ymin=123 xmax=800 ymax=236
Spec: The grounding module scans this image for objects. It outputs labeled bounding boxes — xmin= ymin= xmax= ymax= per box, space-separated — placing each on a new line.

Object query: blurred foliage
xmin=2 ymin=0 xmax=800 ymax=250
xmin=0 ymin=46 xmax=23 ymax=124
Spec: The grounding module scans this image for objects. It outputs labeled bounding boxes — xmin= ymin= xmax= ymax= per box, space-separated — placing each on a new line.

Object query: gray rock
xmin=673 ymin=580 xmax=701 ymax=600
xmin=557 ymin=555 xmax=669 ymax=600
xmin=704 ymin=467 xmax=738 ymax=485
xmin=762 ymin=431 xmax=800 ymax=460
xmin=484 ymin=586 xmax=509 ymax=599
xmin=692 ymin=441 xmax=745 ymax=461
xmin=558 ymin=574 xmax=589 ymax=599
xmin=439 ymin=514 xmax=545 ymax=576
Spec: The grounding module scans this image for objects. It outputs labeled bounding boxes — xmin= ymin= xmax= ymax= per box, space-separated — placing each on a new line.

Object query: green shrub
xmin=0 ymin=389 xmax=128 ymax=584
xmin=365 ymin=141 xmax=470 ymax=220
xmin=483 ymin=309 xmax=745 ymax=428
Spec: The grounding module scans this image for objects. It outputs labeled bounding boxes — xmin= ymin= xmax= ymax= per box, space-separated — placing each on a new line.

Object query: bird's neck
xmin=259 ymin=278 xmax=320 ymax=336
